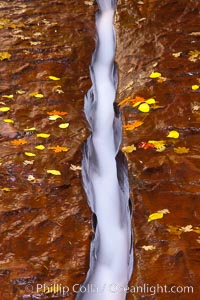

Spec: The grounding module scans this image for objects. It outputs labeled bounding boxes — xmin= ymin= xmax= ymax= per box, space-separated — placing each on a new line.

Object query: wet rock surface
xmin=115 ymin=0 xmax=200 ymax=299
xmin=0 ymin=1 xmax=96 ymax=299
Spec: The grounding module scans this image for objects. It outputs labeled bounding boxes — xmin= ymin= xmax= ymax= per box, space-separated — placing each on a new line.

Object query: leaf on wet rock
xmin=29 ymin=92 xmax=44 ymax=98
xmin=123 ymin=121 xmax=143 ymax=131
xmin=24 ymin=127 xmax=36 ymax=131
xmin=149 ymin=72 xmax=162 ymax=79
xmin=59 ymin=123 xmax=69 ymax=129
xmin=148 ymin=208 xmax=170 ymax=222
xmin=122 ymin=144 xmax=136 ymax=153
xmin=138 ymin=141 xmax=156 ymax=150
xmin=16 ymin=90 xmax=26 ymax=95
xmin=0 ymin=106 xmax=10 ymax=112
xmin=48 ymin=75 xmax=60 ymax=81
xmin=180 ymin=225 xmax=193 ymax=232
xmin=35 ymin=145 xmax=45 ymax=150
xmin=148 ymin=212 xmax=163 ymax=222
xmin=138 ymin=103 xmax=150 ymax=112
xmin=24 ymin=152 xmax=36 ymax=157
xmin=4 ymin=119 xmax=14 ymax=123
xmin=36 ymin=133 xmax=50 ymax=138
xmin=157 ymin=76 xmax=167 ymax=83
xmin=174 ymin=147 xmax=189 ymax=154
xmin=47 ymin=169 xmax=61 ymax=176
xmin=167 ymin=225 xmax=182 ymax=236
xmin=30 ymin=41 xmax=42 ymax=46
xmin=168 ymin=225 xmax=198 ymax=236
xmin=0 ymin=52 xmax=12 ymax=61
xmin=131 ymin=96 xmax=146 ymax=107
xmin=172 ymin=52 xmax=182 ymax=58
xmin=188 ymin=50 xmax=200 ymax=62
xmin=27 ymin=175 xmax=36 ymax=182
xmin=47 ymin=110 xmax=68 ymax=116
xmin=49 ymin=146 xmax=69 ymax=153
xmin=23 ymin=160 xmax=34 ymax=165
xmin=55 ymin=87 xmax=64 ymax=94
xmin=2 ymin=187 xmax=11 ymax=192
xmin=142 ymin=245 xmax=156 ymax=251
xmin=192 ymin=85 xmax=199 ymax=90
xmin=11 ymin=139 xmax=27 ymax=145
xmin=157 ymin=209 xmax=170 ymax=215
xmin=2 ymin=94 xmax=13 ymax=99
xmin=70 ymin=164 xmax=82 ymax=171
xmin=146 ymin=98 xmax=156 ymax=105
xmin=148 ymin=140 xmax=166 ymax=152
xmin=49 ymin=115 xmax=63 ymax=121
xmin=167 ymin=130 xmax=179 ymax=139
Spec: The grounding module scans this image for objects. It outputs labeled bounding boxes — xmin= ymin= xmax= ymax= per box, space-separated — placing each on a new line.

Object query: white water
xmin=76 ymin=1 xmax=133 ymax=299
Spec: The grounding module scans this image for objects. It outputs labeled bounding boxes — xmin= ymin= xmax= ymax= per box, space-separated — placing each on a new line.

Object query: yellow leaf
xmin=24 ymin=127 xmax=36 ymax=131
xmin=36 ymin=133 xmax=50 ymax=138
xmin=157 ymin=209 xmax=170 ymax=215
xmin=142 ymin=245 xmax=156 ymax=251
xmin=146 ymin=98 xmax=156 ymax=105
xmin=180 ymin=225 xmax=193 ymax=232
xmin=24 ymin=152 xmax=36 ymax=157
xmin=29 ymin=92 xmax=44 ymax=98
xmin=59 ymin=123 xmax=69 ymax=129
xmin=16 ymin=90 xmax=26 ymax=95
xmin=188 ymin=50 xmax=200 ymax=62
xmin=167 ymin=130 xmax=179 ymax=139
xmin=4 ymin=119 xmax=14 ymax=123
xmin=2 ymin=94 xmax=13 ymax=99
xmin=70 ymin=164 xmax=82 ymax=171
xmin=174 ymin=147 xmax=189 ymax=154
xmin=49 ymin=115 xmax=62 ymax=121
xmin=192 ymin=85 xmax=199 ymax=90
xmin=167 ymin=225 xmax=182 ymax=236
xmin=0 ymin=106 xmax=10 ymax=112
xmin=47 ymin=169 xmax=61 ymax=176
xmin=138 ymin=103 xmax=150 ymax=112
xmin=23 ymin=160 xmax=34 ymax=165
xmin=148 ymin=212 xmax=163 ymax=222
xmin=122 ymin=144 xmax=136 ymax=153
xmin=148 ymin=140 xmax=166 ymax=152
xmin=48 ymin=75 xmax=60 ymax=81
xmin=149 ymin=72 xmax=162 ymax=79
xmin=172 ymin=52 xmax=182 ymax=58
xmin=0 ymin=51 xmax=12 ymax=61
xmin=2 ymin=187 xmax=11 ymax=192
xmin=35 ymin=145 xmax=45 ymax=150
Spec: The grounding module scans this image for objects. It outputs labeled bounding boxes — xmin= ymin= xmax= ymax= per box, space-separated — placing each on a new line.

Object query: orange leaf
xmin=131 ymin=96 xmax=146 ymax=106
xmin=123 ymin=121 xmax=143 ymax=131
xmin=118 ymin=96 xmax=131 ymax=107
xmin=47 ymin=110 xmax=68 ymax=116
xmin=11 ymin=139 xmax=27 ymax=145
xmin=138 ymin=142 xmax=156 ymax=150
xmin=49 ymin=146 xmax=69 ymax=153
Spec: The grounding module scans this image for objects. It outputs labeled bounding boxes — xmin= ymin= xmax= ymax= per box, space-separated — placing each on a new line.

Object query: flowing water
xmin=76 ymin=0 xmax=133 ymax=299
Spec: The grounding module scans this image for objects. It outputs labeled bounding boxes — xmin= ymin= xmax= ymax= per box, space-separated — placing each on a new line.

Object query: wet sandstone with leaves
xmin=0 ymin=0 xmax=200 ymax=299
xmin=0 ymin=1 xmax=95 ymax=299
xmin=116 ymin=0 xmax=200 ymax=299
